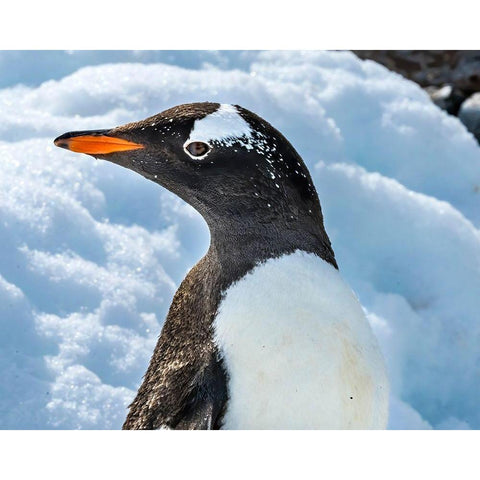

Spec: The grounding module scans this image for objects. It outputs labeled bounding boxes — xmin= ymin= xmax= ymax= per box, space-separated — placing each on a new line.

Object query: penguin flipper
xmin=172 ymin=354 xmax=228 ymax=430
xmin=122 ymin=352 xmax=228 ymax=430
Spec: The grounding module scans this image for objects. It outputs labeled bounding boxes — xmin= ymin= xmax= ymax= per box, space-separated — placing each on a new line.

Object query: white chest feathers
xmin=213 ymin=251 xmax=389 ymax=429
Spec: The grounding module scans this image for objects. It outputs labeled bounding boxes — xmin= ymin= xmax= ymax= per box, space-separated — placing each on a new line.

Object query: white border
xmin=2 ymin=1 xmax=479 ymax=49
xmin=0 ymin=431 xmax=478 ymax=479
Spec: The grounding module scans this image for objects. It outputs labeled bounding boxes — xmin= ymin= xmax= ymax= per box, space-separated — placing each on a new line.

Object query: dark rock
xmin=353 ymin=51 xmax=480 ymax=94
xmin=459 ymin=93 xmax=480 ymax=141
xmin=452 ymin=52 xmax=480 ymax=92
xmin=425 ymin=85 xmax=468 ymax=116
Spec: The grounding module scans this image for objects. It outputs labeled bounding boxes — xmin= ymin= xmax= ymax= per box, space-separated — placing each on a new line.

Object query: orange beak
xmin=54 ymin=130 xmax=144 ymax=155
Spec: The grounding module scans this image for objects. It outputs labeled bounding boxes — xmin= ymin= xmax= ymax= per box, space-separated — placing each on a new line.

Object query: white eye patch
xmin=184 ymin=104 xmax=253 ymax=159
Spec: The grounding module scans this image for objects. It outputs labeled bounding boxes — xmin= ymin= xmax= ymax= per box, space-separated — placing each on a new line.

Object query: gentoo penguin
xmin=54 ymin=102 xmax=389 ymax=429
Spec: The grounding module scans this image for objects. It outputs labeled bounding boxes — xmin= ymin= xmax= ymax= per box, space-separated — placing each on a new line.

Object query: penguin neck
xmin=205 ymin=207 xmax=338 ymax=279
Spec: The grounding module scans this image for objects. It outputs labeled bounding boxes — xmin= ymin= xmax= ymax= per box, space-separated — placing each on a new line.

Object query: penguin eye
xmin=185 ymin=141 xmax=210 ymax=158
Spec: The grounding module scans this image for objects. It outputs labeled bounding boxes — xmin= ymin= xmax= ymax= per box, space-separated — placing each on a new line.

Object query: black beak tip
xmin=54 ymin=133 xmax=69 ymax=149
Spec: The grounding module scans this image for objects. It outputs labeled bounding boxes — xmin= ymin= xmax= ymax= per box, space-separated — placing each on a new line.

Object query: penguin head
xmin=54 ymin=102 xmax=324 ymax=234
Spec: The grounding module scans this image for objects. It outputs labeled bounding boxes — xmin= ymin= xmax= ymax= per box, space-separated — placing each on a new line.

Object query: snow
xmin=1 ymin=50 xmax=480 ymax=429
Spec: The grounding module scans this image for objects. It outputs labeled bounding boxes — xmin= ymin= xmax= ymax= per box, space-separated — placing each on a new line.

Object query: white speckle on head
xmin=184 ymin=104 xmax=253 ymax=159
xmin=214 ymin=251 xmax=389 ymax=430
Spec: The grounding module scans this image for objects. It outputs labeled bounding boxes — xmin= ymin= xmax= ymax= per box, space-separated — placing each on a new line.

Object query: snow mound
xmin=0 ymin=51 xmax=479 ymax=429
